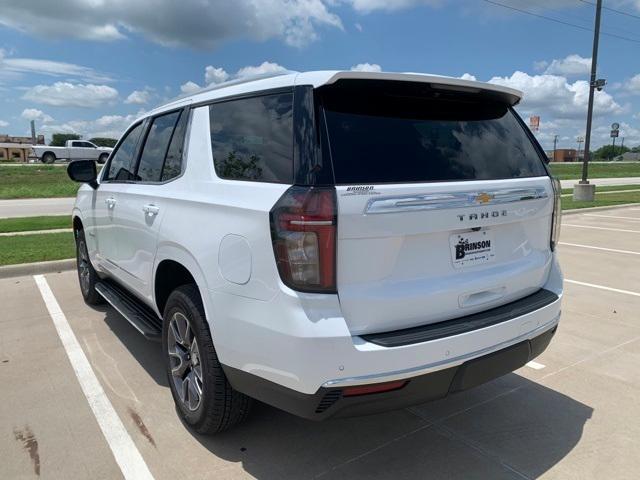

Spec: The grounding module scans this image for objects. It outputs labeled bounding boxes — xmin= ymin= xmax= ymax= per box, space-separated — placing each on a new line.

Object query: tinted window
xmin=137 ymin=111 xmax=181 ymax=182
xmin=162 ymin=110 xmax=188 ymax=181
xmin=209 ymin=93 xmax=293 ymax=182
xmin=320 ymin=83 xmax=547 ymax=184
xmin=105 ymin=123 xmax=144 ymax=181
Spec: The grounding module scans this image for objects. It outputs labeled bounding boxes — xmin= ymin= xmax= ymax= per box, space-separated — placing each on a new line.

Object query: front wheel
xmin=98 ymin=153 xmax=108 ymax=164
xmin=163 ymin=285 xmax=252 ymax=434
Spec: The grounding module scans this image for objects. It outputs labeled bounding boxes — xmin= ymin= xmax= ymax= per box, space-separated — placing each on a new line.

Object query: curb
xmin=0 ymin=258 xmax=75 ymax=279
xmin=563 ymin=203 xmax=640 ymax=216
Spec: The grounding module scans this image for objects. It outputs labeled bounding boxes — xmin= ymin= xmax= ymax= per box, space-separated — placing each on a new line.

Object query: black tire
xmin=75 ymin=228 xmax=103 ymax=305
xmin=162 ymin=285 xmax=252 ymax=434
xmin=98 ymin=153 xmax=108 ymax=164
xmin=42 ymin=152 xmax=56 ymax=164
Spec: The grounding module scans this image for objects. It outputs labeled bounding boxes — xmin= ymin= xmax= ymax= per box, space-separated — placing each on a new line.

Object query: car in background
xmin=33 ymin=140 xmax=112 ymax=164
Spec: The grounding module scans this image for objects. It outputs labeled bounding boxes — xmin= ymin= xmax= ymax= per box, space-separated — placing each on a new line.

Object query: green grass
xmin=561 ymin=184 xmax=640 ymax=195
xmin=0 ymin=215 xmax=71 ymax=233
xmin=0 ymin=232 xmax=75 ymax=266
xmin=549 ymin=162 xmax=640 ymax=180
xmin=0 ymin=165 xmax=79 ymax=199
xmin=562 ymin=190 xmax=640 ymax=210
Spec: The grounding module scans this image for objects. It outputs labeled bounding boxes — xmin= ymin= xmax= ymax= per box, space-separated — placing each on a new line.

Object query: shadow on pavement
xmin=101 ymin=306 xmax=592 ymax=479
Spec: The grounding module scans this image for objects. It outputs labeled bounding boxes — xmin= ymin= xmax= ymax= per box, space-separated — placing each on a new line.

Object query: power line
xmin=577 ymin=0 xmax=640 ymax=21
xmin=482 ymin=0 xmax=640 ymax=44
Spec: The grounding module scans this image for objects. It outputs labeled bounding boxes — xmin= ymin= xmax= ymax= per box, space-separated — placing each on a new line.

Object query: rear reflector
xmin=342 ymin=380 xmax=408 ymax=397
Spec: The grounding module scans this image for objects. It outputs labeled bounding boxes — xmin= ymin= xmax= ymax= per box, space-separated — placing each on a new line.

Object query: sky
xmin=1 ymin=0 xmax=640 ymax=151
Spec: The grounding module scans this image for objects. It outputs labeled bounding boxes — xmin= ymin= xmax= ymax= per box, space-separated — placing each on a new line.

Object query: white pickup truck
xmin=33 ymin=140 xmax=113 ymax=164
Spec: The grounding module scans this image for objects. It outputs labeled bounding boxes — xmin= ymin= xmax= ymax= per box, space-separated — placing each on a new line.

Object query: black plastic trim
xmin=361 ymin=289 xmax=559 ymax=348
xmin=95 ymin=279 xmax=162 ymax=340
xmin=222 ymin=326 xmax=557 ymax=420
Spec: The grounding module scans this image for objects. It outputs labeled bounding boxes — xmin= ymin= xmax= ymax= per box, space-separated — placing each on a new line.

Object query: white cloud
xmin=0 ymin=0 xmax=342 ymax=49
xmin=205 ymin=66 xmax=230 ymax=85
xmin=354 ymin=22 xmax=363 ymax=31
xmin=22 ymin=82 xmax=119 ymax=107
xmin=124 ymin=89 xmax=152 ymax=105
xmin=236 ymin=61 xmax=288 ymax=78
xmin=181 ymin=61 xmax=289 ymax=95
xmin=0 ymin=50 xmax=112 ymax=82
xmin=622 ymin=74 xmax=640 ymax=95
xmin=21 ymin=108 xmax=54 ymax=123
xmin=459 ymin=73 xmax=477 ymax=81
xmin=346 ymin=0 xmax=442 ymax=13
xmin=0 ymin=120 xmax=8 ymax=128
xmin=350 ymin=62 xmax=382 ymax=72
xmin=488 ymin=71 xmax=623 ymax=119
xmin=180 ymin=81 xmax=202 ymax=94
xmin=542 ymin=54 xmax=591 ymax=77
xmin=39 ymin=112 xmax=143 ymax=140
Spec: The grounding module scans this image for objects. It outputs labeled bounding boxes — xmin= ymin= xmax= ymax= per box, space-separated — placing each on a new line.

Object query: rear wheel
xmin=162 ymin=285 xmax=252 ymax=434
xmin=75 ymin=229 xmax=103 ymax=305
xmin=42 ymin=152 xmax=56 ymax=164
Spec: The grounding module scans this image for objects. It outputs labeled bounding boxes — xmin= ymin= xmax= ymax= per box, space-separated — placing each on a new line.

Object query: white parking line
xmin=565 ymin=279 xmax=640 ymax=298
xmin=525 ymin=361 xmax=545 ymax=370
xmin=559 ymin=242 xmax=640 ymax=256
xmin=583 ymin=214 xmax=640 ymax=222
xmin=563 ymin=224 xmax=640 ymax=234
xmin=33 ymin=275 xmax=154 ymax=480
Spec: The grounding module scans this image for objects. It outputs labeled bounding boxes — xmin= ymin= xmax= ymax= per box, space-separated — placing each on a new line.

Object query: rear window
xmin=319 ymin=82 xmax=547 ymax=184
xmin=209 ymin=93 xmax=293 ymax=183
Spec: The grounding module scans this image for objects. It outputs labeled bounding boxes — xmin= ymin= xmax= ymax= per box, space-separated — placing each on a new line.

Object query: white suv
xmin=68 ymin=71 xmax=563 ymax=433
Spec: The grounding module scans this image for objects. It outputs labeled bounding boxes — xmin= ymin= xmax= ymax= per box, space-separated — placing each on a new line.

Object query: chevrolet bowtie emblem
xmin=475 ymin=192 xmax=494 ymax=204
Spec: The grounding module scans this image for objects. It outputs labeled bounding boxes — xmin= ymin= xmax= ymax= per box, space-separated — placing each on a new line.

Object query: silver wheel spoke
xmin=168 ymin=311 xmax=203 ymax=411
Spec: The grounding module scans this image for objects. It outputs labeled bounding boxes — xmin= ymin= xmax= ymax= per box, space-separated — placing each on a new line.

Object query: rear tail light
xmin=550 ymin=177 xmax=561 ymax=251
xmin=270 ymin=186 xmax=337 ymax=293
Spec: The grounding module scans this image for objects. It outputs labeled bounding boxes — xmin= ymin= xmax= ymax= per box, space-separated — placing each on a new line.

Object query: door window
xmin=104 ymin=123 xmax=144 ymax=182
xmin=136 ymin=111 xmax=182 ymax=182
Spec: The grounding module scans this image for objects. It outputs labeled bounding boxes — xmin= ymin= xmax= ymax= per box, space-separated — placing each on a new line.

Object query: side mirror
xmin=67 ymin=160 xmax=98 ymax=189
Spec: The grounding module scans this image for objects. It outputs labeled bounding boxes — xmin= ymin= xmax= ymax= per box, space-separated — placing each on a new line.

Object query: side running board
xmin=95 ymin=281 xmax=162 ymax=341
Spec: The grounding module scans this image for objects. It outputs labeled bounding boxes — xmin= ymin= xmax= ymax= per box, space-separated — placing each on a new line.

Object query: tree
xmin=50 ymin=133 xmax=80 ymax=146
xmin=592 ymin=144 xmax=630 ymax=160
xmin=89 ymin=137 xmax=118 ymax=148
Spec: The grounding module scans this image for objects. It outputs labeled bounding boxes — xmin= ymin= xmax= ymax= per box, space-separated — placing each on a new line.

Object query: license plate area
xmin=450 ymin=229 xmax=495 ymax=269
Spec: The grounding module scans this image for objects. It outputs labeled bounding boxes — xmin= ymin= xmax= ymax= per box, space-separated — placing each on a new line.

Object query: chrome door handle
xmin=105 ymin=197 xmax=116 ymax=209
xmin=142 ymin=204 xmax=160 ymax=216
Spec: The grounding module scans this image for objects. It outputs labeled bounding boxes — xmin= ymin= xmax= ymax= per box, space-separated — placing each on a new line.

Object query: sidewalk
xmin=560 ymin=177 xmax=640 ymax=188
xmin=0 ymin=197 xmax=75 ymax=218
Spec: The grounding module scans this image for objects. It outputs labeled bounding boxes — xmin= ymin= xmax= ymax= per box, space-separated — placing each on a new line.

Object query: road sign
xmin=611 ymin=122 xmax=620 ymax=130
xmin=611 ymin=129 xmax=619 ymax=138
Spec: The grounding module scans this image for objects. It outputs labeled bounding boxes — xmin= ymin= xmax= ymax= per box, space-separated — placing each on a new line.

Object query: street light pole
xmin=575 ymin=0 xmax=602 ymax=202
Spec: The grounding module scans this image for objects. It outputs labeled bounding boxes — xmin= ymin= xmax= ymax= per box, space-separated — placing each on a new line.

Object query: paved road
xmin=2 ymin=205 xmax=640 ymax=479
xmin=0 ymin=197 xmax=75 ymax=218
xmin=560 ymin=176 xmax=640 ymax=188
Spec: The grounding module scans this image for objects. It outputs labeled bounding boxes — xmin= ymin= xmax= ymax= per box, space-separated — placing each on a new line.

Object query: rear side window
xmin=105 ymin=123 xmax=144 ymax=181
xmin=162 ymin=110 xmax=189 ymax=181
xmin=209 ymin=93 xmax=293 ymax=183
xmin=137 ymin=111 xmax=181 ymax=182
xmin=320 ymin=82 xmax=547 ymax=184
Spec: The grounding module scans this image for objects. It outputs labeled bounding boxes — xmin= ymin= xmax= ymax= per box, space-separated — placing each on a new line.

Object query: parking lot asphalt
xmin=2 ymin=205 xmax=640 ymax=479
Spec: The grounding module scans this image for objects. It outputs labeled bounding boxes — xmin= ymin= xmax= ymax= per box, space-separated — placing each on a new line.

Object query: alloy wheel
xmin=168 ymin=312 xmax=203 ymax=411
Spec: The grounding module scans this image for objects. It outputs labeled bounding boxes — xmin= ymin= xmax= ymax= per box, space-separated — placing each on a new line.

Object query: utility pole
xmin=576 ymin=136 xmax=584 ymax=162
xmin=553 ymin=135 xmax=558 ymax=162
xmin=575 ymin=0 xmax=603 ymax=202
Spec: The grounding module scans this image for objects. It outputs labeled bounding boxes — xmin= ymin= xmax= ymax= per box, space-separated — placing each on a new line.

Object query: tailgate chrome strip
xmin=365 ymin=187 xmax=548 ymax=214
